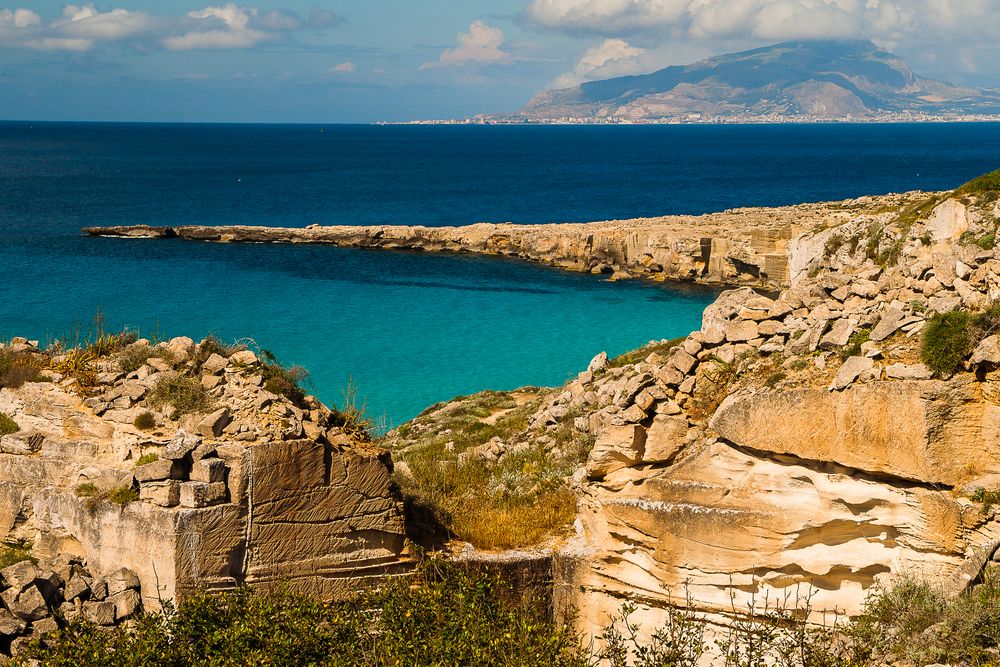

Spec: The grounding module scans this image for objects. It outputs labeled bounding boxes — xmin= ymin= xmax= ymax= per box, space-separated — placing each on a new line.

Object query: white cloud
xmin=0 ymin=3 xmax=333 ymax=52
xmin=163 ymin=4 xmax=268 ymax=50
xmin=422 ymin=21 xmax=512 ymax=69
xmin=553 ymin=38 xmax=646 ymax=87
xmin=523 ymin=0 xmax=1000 ymax=42
xmin=330 ymin=61 xmax=356 ymax=73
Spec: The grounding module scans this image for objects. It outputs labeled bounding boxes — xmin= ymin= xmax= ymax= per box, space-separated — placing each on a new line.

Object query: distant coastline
xmin=384 ymin=113 xmax=1000 ymax=126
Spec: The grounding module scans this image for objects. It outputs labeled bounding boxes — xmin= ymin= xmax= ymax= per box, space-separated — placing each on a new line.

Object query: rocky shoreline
xmin=82 ymin=190 xmax=933 ymax=289
xmin=18 ymin=170 xmax=997 ymax=657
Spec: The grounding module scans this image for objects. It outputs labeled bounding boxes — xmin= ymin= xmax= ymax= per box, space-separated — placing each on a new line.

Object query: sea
xmin=2 ymin=121 xmax=1000 ymax=424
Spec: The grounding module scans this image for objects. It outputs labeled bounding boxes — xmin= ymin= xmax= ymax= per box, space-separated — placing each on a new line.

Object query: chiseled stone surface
xmin=0 ymin=336 xmax=412 ymax=614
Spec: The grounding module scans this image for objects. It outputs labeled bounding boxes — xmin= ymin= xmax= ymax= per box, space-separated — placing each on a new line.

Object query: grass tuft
xmin=148 ymin=373 xmax=211 ymax=417
xmin=0 ymin=412 xmax=19 ymax=436
xmin=106 ymin=485 xmax=139 ymax=507
xmin=133 ymin=411 xmax=156 ymax=431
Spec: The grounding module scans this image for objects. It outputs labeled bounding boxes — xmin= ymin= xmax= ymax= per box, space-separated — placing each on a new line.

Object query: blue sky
xmin=2 ymin=1 xmax=999 ymax=122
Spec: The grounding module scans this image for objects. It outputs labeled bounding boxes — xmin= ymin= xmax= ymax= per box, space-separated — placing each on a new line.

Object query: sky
xmin=1 ymin=0 xmax=999 ymax=123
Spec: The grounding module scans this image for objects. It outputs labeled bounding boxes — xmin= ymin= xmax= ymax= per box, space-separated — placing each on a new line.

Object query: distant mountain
xmin=513 ymin=40 xmax=1000 ymax=121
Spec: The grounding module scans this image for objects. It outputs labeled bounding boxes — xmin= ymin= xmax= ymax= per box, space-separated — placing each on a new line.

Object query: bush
xmin=117 ymin=345 xmax=154 ymax=374
xmin=921 ymin=310 xmax=975 ymax=377
xmin=0 ymin=540 xmax=33 ymax=570
xmin=0 ymin=412 xmax=19 ymax=436
xmin=956 ymin=167 xmax=1000 ymax=195
xmin=397 ymin=394 xmax=585 ymax=549
xmin=16 ymin=558 xmax=588 ymax=667
xmin=148 ymin=374 xmax=210 ymax=416
xmin=106 ymin=485 xmax=139 ymax=507
xmin=0 ymin=349 xmax=43 ymax=388
xmin=921 ymin=303 xmax=1000 ymax=377
xmin=74 ymin=483 xmax=99 ymax=498
xmin=133 ymin=411 xmax=156 ymax=431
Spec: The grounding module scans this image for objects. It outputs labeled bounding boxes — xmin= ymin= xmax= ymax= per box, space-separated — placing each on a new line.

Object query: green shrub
xmin=956 ymin=167 xmax=1000 ymax=195
xmin=135 ymin=452 xmax=159 ymax=467
xmin=148 ymin=373 xmax=210 ymax=416
xmin=117 ymin=345 xmax=153 ymax=374
xmin=972 ymin=487 xmax=1000 ymax=514
xmin=0 ymin=412 xmax=19 ymax=436
xmin=921 ymin=310 xmax=975 ymax=377
xmin=106 ymin=485 xmax=139 ymax=507
xmin=74 ymin=483 xmax=99 ymax=498
xmin=16 ymin=558 xmax=588 ymax=667
xmin=0 ymin=540 xmax=34 ymax=570
xmin=921 ymin=303 xmax=1000 ymax=377
xmin=133 ymin=411 xmax=156 ymax=431
xmin=840 ymin=327 xmax=872 ymax=360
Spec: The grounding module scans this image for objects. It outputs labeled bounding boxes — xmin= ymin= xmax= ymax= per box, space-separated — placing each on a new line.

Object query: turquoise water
xmin=3 ymin=122 xmax=1000 ymax=422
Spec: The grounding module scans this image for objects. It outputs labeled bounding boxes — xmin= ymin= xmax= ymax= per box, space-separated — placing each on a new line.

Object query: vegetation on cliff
xmin=921 ymin=302 xmax=1000 ymax=377
xmin=390 ymin=389 xmax=587 ymax=549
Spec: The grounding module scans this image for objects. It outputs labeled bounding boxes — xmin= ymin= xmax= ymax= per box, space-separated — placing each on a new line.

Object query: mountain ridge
xmin=511 ymin=40 xmax=1000 ymax=121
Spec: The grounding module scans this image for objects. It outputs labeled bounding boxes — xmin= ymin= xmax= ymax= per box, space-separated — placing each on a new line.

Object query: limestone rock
xmin=229 ymin=350 xmax=258 ymax=366
xmin=196 ymin=408 xmax=231 ymax=438
xmin=105 ymin=568 xmax=140 ymax=597
xmin=84 ymin=601 xmax=116 ymax=626
xmin=870 ymin=306 xmax=906 ymax=341
xmin=202 ymin=353 xmax=228 ymax=375
xmin=190 ymin=458 xmax=226 ymax=484
xmin=725 ymin=320 xmax=758 ymax=343
xmin=643 ymin=416 xmax=688 ymax=464
xmin=587 ymin=425 xmax=646 ymax=479
xmin=829 ymin=356 xmax=875 ymax=391
xmin=587 ymin=352 xmax=608 ymax=372
xmin=164 ymin=428 xmax=202 ymax=460
xmin=971 ymin=335 xmax=1000 ymax=366
xmin=109 ymin=589 xmax=141 ymax=620
xmin=140 ymin=480 xmax=180 ymax=507
xmin=179 ymin=481 xmax=227 ymax=508
xmin=885 ymin=363 xmax=934 ymax=380
xmin=0 ymin=609 xmax=27 ymax=637
xmin=134 ymin=459 xmax=183 ymax=483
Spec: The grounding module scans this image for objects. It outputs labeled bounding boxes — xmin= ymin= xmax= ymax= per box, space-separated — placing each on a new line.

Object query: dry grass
xmin=148 ymin=373 xmax=211 ymax=416
xmin=392 ymin=389 xmax=587 ymax=550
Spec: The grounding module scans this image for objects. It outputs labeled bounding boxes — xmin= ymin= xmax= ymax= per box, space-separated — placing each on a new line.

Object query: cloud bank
xmin=0 ymin=3 xmax=339 ymax=52
xmin=523 ymin=0 xmax=998 ymax=42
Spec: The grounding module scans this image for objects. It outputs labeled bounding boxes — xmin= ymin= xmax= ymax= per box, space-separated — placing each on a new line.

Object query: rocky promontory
xmin=83 ymin=191 xmax=935 ymax=289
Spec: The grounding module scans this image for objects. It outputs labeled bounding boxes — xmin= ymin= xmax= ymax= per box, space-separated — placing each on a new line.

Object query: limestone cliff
xmin=387 ymin=188 xmax=1000 ymax=641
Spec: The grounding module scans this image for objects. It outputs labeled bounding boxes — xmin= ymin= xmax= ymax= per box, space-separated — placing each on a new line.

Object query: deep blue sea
xmin=2 ymin=122 xmax=999 ymax=423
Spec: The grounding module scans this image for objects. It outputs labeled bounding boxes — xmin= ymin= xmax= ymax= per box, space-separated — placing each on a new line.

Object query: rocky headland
xmin=13 ymin=167 xmax=997 ymax=663
xmin=84 ymin=190 xmax=936 ymax=290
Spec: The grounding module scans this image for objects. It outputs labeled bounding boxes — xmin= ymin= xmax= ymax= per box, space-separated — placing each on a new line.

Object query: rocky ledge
xmin=83 ymin=191 xmax=934 ymax=289
xmin=388 ymin=183 xmax=1000 ymax=640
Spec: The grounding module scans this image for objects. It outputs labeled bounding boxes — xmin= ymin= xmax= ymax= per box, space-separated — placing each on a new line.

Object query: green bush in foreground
xmin=17 ymin=558 xmax=587 ymax=667
xmin=17 ymin=562 xmax=1000 ymax=667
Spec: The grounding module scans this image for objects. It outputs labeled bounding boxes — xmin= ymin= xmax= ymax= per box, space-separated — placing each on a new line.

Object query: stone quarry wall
xmin=0 ymin=335 xmax=412 ymax=634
